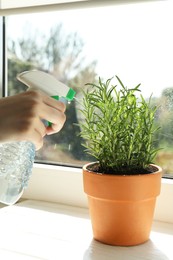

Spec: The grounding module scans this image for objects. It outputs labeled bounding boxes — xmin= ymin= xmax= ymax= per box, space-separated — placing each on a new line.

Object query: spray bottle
xmin=0 ymin=70 xmax=75 ymax=205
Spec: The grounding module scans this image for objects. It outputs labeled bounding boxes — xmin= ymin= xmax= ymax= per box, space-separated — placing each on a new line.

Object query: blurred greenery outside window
xmin=6 ymin=1 xmax=173 ymax=178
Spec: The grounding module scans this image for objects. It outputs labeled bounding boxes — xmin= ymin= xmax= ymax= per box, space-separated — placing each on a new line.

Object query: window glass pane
xmin=6 ymin=1 xmax=173 ymax=178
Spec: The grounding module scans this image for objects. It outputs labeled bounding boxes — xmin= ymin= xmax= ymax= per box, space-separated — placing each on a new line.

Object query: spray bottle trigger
xmin=48 ymin=95 xmax=59 ymax=127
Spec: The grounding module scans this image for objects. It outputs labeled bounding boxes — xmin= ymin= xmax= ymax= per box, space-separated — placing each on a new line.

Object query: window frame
xmin=0 ymin=16 xmax=6 ymax=98
xmin=0 ymin=0 xmax=165 ymax=15
xmin=1 ymin=0 xmax=173 ymax=224
xmin=0 ymin=17 xmax=2 ymax=97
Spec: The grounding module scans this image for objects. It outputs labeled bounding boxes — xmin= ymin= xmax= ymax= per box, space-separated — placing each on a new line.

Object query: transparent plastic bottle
xmin=0 ymin=141 xmax=35 ymax=205
xmin=0 ymin=70 xmax=75 ymax=205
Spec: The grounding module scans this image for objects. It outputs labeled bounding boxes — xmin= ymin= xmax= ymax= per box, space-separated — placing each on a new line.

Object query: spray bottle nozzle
xmin=17 ymin=70 xmax=76 ymax=126
xmin=17 ymin=70 xmax=76 ymax=101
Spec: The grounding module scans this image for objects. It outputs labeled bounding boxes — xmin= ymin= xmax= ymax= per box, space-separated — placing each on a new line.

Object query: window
xmin=4 ymin=0 xmax=173 ymax=178
xmin=1 ymin=1 xmax=173 ymax=224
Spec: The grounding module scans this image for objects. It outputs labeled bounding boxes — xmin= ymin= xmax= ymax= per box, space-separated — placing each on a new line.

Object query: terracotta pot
xmin=83 ymin=162 xmax=162 ymax=246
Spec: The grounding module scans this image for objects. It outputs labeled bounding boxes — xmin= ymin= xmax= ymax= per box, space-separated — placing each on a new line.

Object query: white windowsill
xmin=21 ymin=163 xmax=173 ymax=224
xmin=0 ymin=199 xmax=172 ymax=259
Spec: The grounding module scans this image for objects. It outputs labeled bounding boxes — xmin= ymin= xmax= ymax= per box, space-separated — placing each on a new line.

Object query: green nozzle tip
xmin=51 ymin=95 xmax=59 ymax=100
xmin=66 ymin=88 xmax=76 ymax=101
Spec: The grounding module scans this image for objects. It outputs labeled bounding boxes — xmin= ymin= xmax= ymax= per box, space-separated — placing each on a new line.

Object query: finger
xmin=46 ymin=112 xmax=66 ymax=135
xmin=33 ymin=119 xmax=47 ymax=149
xmin=40 ymin=105 xmax=66 ymax=126
xmin=36 ymin=119 xmax=47 ymax=138
xmin=46 ymin=122 xmax=65 ymax=135
xmin=33 ymin=129 xmax=44 ymax=150
xmin=42 ymin=94 xmax=66 ymax=113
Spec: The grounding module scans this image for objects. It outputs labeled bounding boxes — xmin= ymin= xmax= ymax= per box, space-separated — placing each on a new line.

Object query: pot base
xmin=94 ymin=237 xmax=149 ymax=247
xmin=88 ymin=196 xmax=156 ymax=246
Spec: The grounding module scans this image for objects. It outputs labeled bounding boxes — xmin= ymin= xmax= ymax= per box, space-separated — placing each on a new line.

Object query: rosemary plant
xmin=79 ymin=76 xmax=160 ymax=174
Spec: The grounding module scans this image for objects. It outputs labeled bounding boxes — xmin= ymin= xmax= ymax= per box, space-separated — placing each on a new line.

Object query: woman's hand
xmin=0 ymin=90 xmax=66 ymax=150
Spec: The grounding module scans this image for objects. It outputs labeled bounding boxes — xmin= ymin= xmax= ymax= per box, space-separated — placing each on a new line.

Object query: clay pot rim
xmin=83 ymin=161 xmax=162 ymax=178
xmin=83 ymin=161 xmax=162 ymax=200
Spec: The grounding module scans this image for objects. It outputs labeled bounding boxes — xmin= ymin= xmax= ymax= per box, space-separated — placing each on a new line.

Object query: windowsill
xmin=0 ymin=199 xmax=172 ymax=259
xmin=21 ymin=163 xmax=173 ymax=224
